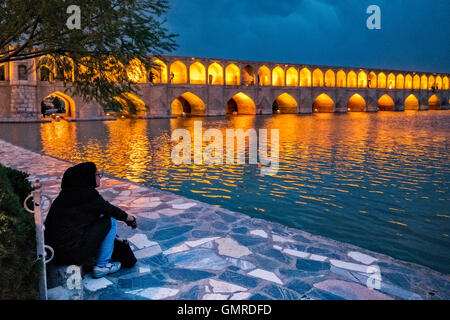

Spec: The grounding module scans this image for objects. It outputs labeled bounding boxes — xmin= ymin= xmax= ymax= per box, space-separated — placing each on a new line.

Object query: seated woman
xmin=44 ymin=162 xmax=137 ymax=278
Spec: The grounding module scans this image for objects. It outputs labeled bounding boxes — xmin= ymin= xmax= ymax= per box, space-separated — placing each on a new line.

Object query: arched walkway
xmin=300 ymin=68 xmax=311 ymax=87
xmin=171 ymin=92 xmax=206 ymax=116
xmin=208 ymin=62 xmax=223 ymax=85
xmin=378 ymin=94 xmax=395 ymax=111
xmin=272 ymin=93 xmax=298 ymax=114
xmin=358 ymin=71 xmax=367 ymax=88
xmin=190 ymin=62 xmax=206 ymax=84
xmin=243 ymin=65 xmax=255 ymax=85
xmin=226 ymin=93 xmax=256 ymax=115
xmin=151 ymin=59 xmax=168 ymax=83
xmin=347 ymin=94 xmax=366 ymax=112
xmin=126 ymin=58 xmax=147 ymax=83
xmin=337 ymin=70 xmax=346 ymax=88
xmin=313 ymin=93 xmax=334 ymax=113
xmin=428 ymin=95 xmax=441 ymax=110
xmin=258 ymin=66 xmax=271 ymax=86
xmin=41 ymin=91 xmax=76 ymax=118
xmin=272 ymin=67 xmax=285 ymax=86
xmin=312 ymin=69 xmax=323 ymax=87
xmin=404 ymin=94 xmax=419 ymax=110
xmin=170 ymin=61 xmax=187 ymax=84
xmin=347 ymin=71 xmax=357 ymax=88
xmin=324 ymin=70 xmax=335 ymax=87
xmin=286 ymin=67 xmax=298 ymax=86
xmin=225 ymin=64 xmax=240 ymax=85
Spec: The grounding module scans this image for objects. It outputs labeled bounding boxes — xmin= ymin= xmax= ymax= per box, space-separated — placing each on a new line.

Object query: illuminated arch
xmin=225 ymin=64 xmax=240 ymax=85
xmin=378 ymin=94 xmax=395 ymax=111
xmin=272 ymin=66 xmax=285 ymax=86
xmin=258 ymin=66 xmax=271 ymax=86
xmin=58 ymin=56 xmax=75 ymax=81
xmin=39 ymin=55 xmax=56 ymax=81
xmin=150 ymin=59 xmax=168 ymax=83
xmin=226 ymin=92 xmax=255 ymax=115
xmin=413 ymin=75 xmax=420 ymax=89
xmin=171 ymin=92 xmax=206 ymax=116
xmin=242 ymin=65 xmax=255 ymax=85
xmin=115 ymin=92 xmax=147 ymax=117
xmin=300 ymin=68 xmax=311 ymax=87
xmin=286 ymin=67 xmax=298 ymax=86
xmin=324 ymin=70 xmax=335 ymax=87
xmin=170 ymin=61 xmax=187 ymax=84
xmin=358 ymin=71 xmax=367 ymax=88
xmin=104 ymin=57 xmax=124 ymax=83
xmin=404 ymin=94 xmax=419 ymax=110
xmin=312 ymin=69 xmax=324 ymax=87
xmin=428 ymin=75 xmax=435 ymax=89
xmin=272 ymin=93 xmax=298 ymax=114
xmin=405 ymin=74 xmax=413 ymax=89
xmin=41 ymin=91 xmax=76 ymax=118
xmin=126 ymin=58 xmax=146 ymax=83
xmin=347 ymin=94 xmax=366 ymax=112
xmin=189 ymin=62 xmax=206 ymax=84
xmin=347 ymin=71 xmax=357 ymax=88
xmin=368 ymin=72 xmax=377 ymax=88
xmin=387 ymin=73 xmax=395 ymax=89
xmin=77 ymin=57 xmax=100 ymax=81
xmin=435 ymin=76 xmax=442 ymax=90
xmin=396 ymin=74 xmax=404 ymax=89
xmin=378 ymin=73 xmax=386 ymax=89
xmin=443 ymin=76 xmax=449 ymax=90
xmin=208 ymin=62 xmax=223 ymax=85
xmin=428 ymin=94 xmax=440 ymax=110
xmin=313 ymin=93 xmax=334 ymax=113
xmin=420 ymin=75 xmax=428 ymax=90
xmin=336 ymin=70 xmax=346 ymax=87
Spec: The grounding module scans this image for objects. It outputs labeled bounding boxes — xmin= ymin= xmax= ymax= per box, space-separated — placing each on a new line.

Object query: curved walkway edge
xmin=0 ymin=138 xmax=449 ymax=300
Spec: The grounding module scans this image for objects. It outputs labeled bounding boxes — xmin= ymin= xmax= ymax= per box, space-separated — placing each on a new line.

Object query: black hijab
xmin=53 ymin=162 xmax=100 ymax=207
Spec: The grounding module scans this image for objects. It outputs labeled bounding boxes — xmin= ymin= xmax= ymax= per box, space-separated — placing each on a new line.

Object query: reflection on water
xmin=0 ymin=111 xmax=449 ymax=273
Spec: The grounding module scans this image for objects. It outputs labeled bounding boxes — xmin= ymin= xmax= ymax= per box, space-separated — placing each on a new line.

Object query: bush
xmin=0 ymin=164 xmax=40 ymax=300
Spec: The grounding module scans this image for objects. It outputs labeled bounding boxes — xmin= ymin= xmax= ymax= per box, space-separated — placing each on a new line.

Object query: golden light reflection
xmin=41 ymin=121 xmax=77 ymax=157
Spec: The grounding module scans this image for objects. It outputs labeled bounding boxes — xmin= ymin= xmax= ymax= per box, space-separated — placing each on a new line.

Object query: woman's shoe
xmin=92 ymin=261 xmax=121 ymax=278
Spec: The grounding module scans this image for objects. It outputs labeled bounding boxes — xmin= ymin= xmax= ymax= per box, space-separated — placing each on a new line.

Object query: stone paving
xmin=0 ymin=138 xmax=449 ymax=300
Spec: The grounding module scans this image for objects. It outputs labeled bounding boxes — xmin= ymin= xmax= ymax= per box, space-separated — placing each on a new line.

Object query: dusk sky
xmin=165 ymin=0 xmax=450 ymax=73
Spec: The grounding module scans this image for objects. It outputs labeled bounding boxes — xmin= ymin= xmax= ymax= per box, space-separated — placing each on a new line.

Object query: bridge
xmin=0 ymin=55 xmax=449 ymax=121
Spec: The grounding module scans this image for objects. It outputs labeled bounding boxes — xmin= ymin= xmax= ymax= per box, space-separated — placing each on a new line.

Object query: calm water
xmin=1 ymin=111 xmax=449 ymax=273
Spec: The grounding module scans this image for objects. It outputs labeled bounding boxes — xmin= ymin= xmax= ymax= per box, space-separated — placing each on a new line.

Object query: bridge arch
xmin=114 ymin=92 xmax=147 ymax=117
xmin=126 ymin=58 xmax=146 ymax=83
xmin=428 ymin=75 xmax=435 ymax=89
xmin=39 ymin=55 xmax=56 ymax=81
xmin=358 ymin=71 xmax=367 ymax=88
xmin=420 ymin=75 xmax=428 ymax=90
xmin=428 ymin=94 xmax=440 ymax=110
xmin=300 ymin=68 xmax=311 ymax=87
xmin=387 ymin=73 xmax=395 ymax=89
xmin=226 ymin=92 xmax=255 ymax=115
xmin=272 ymin=66 xmax=285 ymax=86
xmin=337 ymin=70 xmax=346 ymax=87
xmin=150 ymin=59 xmax=168 ymax=83
xmin=396 ymin=74 xmax=404 ymax=89
xmin=272 ymin=93 xmax=298 ymax=114
xmin=324 ymin=70 xmax=335 ymax=87
xmin=413 ymin=75 xmax=420 ymax=89
xmin=41 ymin=91 xmax=76 ymax=118
xmin=378 ymin=73 xmax=386 ymax=88
xmin=170 ymin=61 xmax=187 ymax=84
xmin=368 ymin=72 xmax=377 ymax=88
xmin=171 ymin=92 xmax=206 ymax=116
xmin=190 ymin=62 xmax=206 ymax=84
xmin=258 ymin=66 xmax=271 ymax=86
xmin=347 ymin=94 xmax=366 ymax=112
xmin=404 ymin=94 xmax=419 ymax=110
xmin=444 ymin=76 xmax=449 ymax=90
xmin=243 ymin=65 xmax=256 ymax=85
xmin=313 ymin=93 xmax=334 ymax=113
xmin=405 ymin=74 xmax=412 ymax=89
xmin=225 ymin=64 xmax=240 ymax=85
xmin=347 ymin=71 xmax=357 ymax=88
xmin=435 ymin=76 xmax=442 ymax=90
xmin=286 ymin=67 xmax=298 ymax=86
xmin=208 ymin=62 xmax=223 ymax=85
xmin=378 ymin=94 xmax=395 ymax=111
xmin=313 ymin=69 xmax=324 ymax=87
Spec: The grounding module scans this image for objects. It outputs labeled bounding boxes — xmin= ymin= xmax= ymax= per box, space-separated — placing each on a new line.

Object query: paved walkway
xmin=0 ymin=138 xmax=449 ymax=300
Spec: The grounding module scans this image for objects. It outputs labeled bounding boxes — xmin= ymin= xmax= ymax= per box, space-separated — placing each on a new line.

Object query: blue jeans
xmin=96 ymin=217 xmax=117 ymax=267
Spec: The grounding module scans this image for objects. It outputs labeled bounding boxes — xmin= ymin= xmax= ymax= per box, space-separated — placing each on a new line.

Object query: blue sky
xmin=165 ymin=0 xmax=450 ymax=73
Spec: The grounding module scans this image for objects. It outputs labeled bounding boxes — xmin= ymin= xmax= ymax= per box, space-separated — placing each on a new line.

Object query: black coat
xmin=44 ymin=162 xmax=128 ymax=266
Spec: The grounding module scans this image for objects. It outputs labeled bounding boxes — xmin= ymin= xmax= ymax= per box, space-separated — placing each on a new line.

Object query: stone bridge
xmin=0 ymin=55 xmax=449 ymax=121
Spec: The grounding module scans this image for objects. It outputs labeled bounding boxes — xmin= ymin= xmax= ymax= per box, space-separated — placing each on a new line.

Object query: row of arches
xmin=36 ymin=56 xmax=450 ymax=91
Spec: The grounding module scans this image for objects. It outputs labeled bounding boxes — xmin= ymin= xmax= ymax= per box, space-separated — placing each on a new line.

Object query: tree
xmin=0 ymin=0 xmax=177 ymax=114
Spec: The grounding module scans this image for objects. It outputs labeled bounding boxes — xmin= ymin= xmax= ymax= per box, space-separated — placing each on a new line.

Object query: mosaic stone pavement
xmin=1 ymin=138 xmax=449 ymax=300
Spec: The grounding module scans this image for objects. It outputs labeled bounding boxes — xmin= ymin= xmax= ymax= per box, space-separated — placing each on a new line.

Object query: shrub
xmin=0 ymin=164 xmax=40 ymax=299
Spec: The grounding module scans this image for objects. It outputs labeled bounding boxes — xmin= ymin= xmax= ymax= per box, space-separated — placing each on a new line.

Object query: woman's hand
xmin=125 ymin=214 xmax=138 ymax=229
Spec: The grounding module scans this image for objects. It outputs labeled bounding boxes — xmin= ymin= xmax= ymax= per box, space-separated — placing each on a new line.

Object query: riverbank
xmin=0 ymin=138 xmax=448 ymax=300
